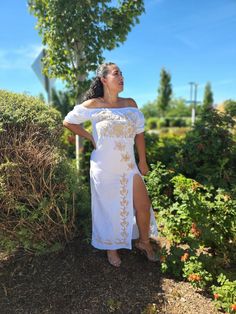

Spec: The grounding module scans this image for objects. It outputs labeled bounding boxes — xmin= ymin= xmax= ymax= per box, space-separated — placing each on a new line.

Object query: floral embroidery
xmin=127 ymin=162 xmax=135 ymax=170
xmin=120 ymin=152 xmax=131 ymax=162
xmin=96 ymin=237 xmax=113 ymax=245
xmin=100 ymin=121 xmax=136 ymax=138
xmin=115 ymin=173 xmax=129 ymax=245
xmin=114 ymin=140 xmax=126 ymax=151
xmin=114 ymin=141 xmax=136 ymax=171
xmin=93 ymin=109 xmax=137 ymax=138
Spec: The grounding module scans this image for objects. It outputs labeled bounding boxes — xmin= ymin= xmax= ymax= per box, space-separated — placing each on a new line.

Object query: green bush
xmin=211 ymin=273 xmax=236 ymax=314
xmin=177 ymin=107 xmax=236 ymax=190
xmin=142 ymin=133 xmax=184 ymax=170
xmin=169 ymin=118 xmax=187 ymax=127
xmin=61 ymin=128 xmax=76 ymax=159
xmin=146 ymin=161 xmax=175 ymax=212
xmin=182 ymin=255 xmax=213 ymax=289
xmin=147 ymin=161 xmax=235 ymax=312
xmin=184 ymin=117 xmax=193 ymax=127
xmin=157 ymin=118 xmax=168 ymax=128
xmin=146 ymin=117 xmax=158 ymax=129
xmin=0 ymin=90 xmax=86 ymax=254
xmin=224 ymin=99 xmax=236 ymax=118
xmin=156 ymin=134 xmax=184 ymax=168
xmin=160 ymin=245 xmax=186 ymax=279
xmin=139 ymin=132 xmax=159 ymax=166
xmin=146 ymin=162 xmax=236 ymax=258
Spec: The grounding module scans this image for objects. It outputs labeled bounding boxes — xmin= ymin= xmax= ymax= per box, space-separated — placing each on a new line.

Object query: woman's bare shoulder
xmin=80 ymin=98 xmax=100 ymax=108
xmin=125 ymin=97 xmax=138 ymax=108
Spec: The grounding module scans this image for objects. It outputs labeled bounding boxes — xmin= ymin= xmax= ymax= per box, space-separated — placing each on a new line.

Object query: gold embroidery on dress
xmin=115 ymin=173 xmax=129 ymax=245
xmin=100 ymin=121 xmax=135 ymax=138
xmin=120 ymin=186 xmax=128 ymax=197
xmin=127 ymin=162 xmax=135 ymax=170
xmin=120 ymin=152 xmax=131 ymax=162
xmin=96 ymin=237 xmax=113 ymax=245
xmin=114 ymin=141 xmax=126 ymax=151
xmin=94 ymin=110 xmax=137 ymax=138
xmin=114 ymin=141 xmax=136 ymax=171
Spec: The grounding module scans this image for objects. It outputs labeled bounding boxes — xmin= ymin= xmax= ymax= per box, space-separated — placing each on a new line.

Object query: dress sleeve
xmin=63 ymin=105 xmax=91 ymax=124
xmin=136 ymin=110 xmax=145 ymax=134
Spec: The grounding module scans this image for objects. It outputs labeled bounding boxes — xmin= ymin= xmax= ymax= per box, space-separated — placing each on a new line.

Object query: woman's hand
xmin=88 ymin=133 xmax=96 ymax=149
xmin=63 ymin=122 xmax=97 ymax=149
xmin=138 ymin=160 xmax=150 ymax=176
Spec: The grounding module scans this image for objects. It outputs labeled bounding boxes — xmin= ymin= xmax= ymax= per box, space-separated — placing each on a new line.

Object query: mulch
xmin=0 ymin=236 xmax=219 ymax=314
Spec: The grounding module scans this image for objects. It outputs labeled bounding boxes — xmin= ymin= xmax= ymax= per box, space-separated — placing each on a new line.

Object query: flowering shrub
xmin=145 ymin=105 xmax=236 ymax=313
xmin=146 ymin=162 xmax=175 ymax=213
xmin=147 ymin=163 xmax=236 ymax=259
xmin=182 ymin=256 xmax=213 ymax=289
xmin=147 ymin=161 xmax=235 ymax=312
xmin=211 ymin=273 xmax=236 ymax=314
xmin=143 ymin=132 xmax=184 ymax=171
xmin=177 ymin=107 xmax=236 ymax=189
xmin=160 ymin=246 xmax=186 ymax=279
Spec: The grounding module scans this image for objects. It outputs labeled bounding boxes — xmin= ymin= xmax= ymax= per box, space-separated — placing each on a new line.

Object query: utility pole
xmin=189 ymin=82 xmax=198 ymax=126
xmin=193 ymin=83 xmax=198 ymax=126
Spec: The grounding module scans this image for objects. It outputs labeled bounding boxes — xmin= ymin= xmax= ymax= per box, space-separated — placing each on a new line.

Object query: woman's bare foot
xmin=135 ymin=239 xmax=159 ymax=262
xmin=107 ymin=250 xmax=121 ymax=267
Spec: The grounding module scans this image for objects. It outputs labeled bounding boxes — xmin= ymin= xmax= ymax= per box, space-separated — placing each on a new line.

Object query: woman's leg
xmin=107 ymin=173 xmax=154 ymax=266
xmin=133 ymin=174 xmax=155 ymax=256
xmin=107 ymin=250 xmax=121 ymax=267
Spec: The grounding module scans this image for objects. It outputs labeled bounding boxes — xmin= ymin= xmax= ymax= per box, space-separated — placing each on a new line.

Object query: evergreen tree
xmin=202 ymin=82 xmax=214 ymax=110
xmin=157 ymin=68 xmax=172 ymax=117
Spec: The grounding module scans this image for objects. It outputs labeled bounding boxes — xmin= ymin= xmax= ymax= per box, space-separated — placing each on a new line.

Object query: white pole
xmin=192 ymin=106 xmax=195 ymax=126
xmin=75 ymin=134 xmax=80 ymax=171
xmin=192 ymin=83 xmax=198 ymax=126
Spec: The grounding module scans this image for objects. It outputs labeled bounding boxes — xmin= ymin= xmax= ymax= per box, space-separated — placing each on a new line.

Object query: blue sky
xmin=0 ymin=0 xmax=236 ymax=107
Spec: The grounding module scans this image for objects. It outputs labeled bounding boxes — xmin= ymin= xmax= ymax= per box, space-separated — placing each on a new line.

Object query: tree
xmin=38 ymin=92 xmax=46 ymax=102
xmin=28 ymin=0 xmax=145 ymax=99
xmin=51 ymin=88 xmax=75 ymax=117
xmin=141 ymin=101 xmax=159 ymax=119
xmin=167 ymin=98 xmax=191 ymax=118
xmin=224 ymin=99 xmax=236 ymax=117
xmin=202 ymin=82 xmax=214 ymax=110
xmin=157 ymin=68 xmax=172 ymax=117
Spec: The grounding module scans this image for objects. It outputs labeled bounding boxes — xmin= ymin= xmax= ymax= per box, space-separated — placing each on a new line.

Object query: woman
xmin=63 ymin=62 xmax=158 ymax=267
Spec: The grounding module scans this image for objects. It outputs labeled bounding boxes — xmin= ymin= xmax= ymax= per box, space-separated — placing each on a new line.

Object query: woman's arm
xmin=63 ymin=121 xmax=96 ymax=148
xmin=135 ymin=132 xmax=149 ymax=175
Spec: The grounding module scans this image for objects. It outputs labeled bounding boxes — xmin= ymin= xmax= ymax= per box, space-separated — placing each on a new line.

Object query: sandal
xmin=135 ymin=239 xmax=159 ymax=263
xmin=107 ymin=251 xmax=121 ymax=267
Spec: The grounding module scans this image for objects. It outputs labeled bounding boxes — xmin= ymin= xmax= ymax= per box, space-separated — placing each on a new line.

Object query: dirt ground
xmin=0 ymin=236 xmax=219 ymax=314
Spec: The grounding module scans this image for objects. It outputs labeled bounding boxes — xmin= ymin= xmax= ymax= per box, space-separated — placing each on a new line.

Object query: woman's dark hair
xmin=82 ymin=62 xmax=116 ymax=101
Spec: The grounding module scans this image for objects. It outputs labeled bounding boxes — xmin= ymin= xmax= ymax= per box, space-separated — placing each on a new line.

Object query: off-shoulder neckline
xmin=80 ymin=105 xmax=140 ymax=110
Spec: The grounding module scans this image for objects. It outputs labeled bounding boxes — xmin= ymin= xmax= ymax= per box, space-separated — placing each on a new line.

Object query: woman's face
xmin=102 ymin=65 xmax=124 ymax=93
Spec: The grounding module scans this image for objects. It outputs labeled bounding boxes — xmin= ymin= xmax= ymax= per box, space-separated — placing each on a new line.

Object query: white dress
xmin=64 ymin=104 xmax=158 ymax=250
